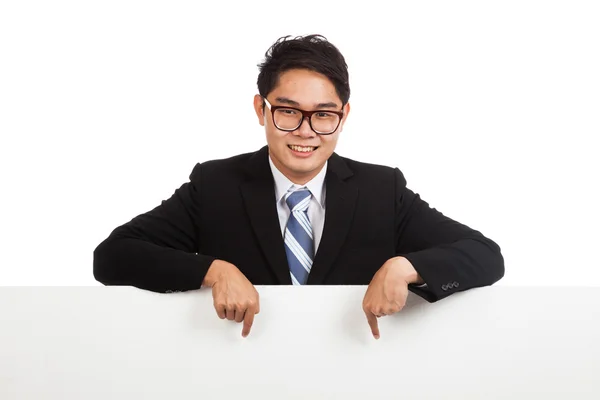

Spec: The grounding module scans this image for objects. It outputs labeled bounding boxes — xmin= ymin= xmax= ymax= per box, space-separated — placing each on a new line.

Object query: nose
xmin=295 ymin=117 xmax=316 ymax=138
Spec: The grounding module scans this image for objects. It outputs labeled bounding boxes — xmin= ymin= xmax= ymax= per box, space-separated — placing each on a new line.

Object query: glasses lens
xmin=274 ymin=108 xmax=302 ymax=130
xmin=311 ymin=112 xmax=340 ymax=134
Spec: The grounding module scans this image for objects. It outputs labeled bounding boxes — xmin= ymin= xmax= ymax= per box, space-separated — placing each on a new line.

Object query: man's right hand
xmin=202 ymin=260 xmax=260 ymax=338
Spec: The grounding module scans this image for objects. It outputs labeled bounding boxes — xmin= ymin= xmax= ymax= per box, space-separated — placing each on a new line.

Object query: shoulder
xmin=337 ymin=154 xmax=394 ymax=173
xmin=330 ymin=153 xmax=406 ymax=191
xmin=332 ymin=153 xmax=407 ymax=186
xmin=188 ymin=149 xmax=258 ymax=183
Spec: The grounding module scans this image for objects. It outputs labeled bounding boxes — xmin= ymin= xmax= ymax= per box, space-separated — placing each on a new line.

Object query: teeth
xmin=289 ymin=145 xmax=315 ymax=153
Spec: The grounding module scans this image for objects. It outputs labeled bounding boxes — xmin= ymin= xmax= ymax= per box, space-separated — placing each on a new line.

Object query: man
xmin=93 ymin=34 xmax=504 ymax=339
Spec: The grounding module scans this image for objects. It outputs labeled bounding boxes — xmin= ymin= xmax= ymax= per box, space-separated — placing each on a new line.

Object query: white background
xmin=1 ymin=0 xmax=598 ymax=286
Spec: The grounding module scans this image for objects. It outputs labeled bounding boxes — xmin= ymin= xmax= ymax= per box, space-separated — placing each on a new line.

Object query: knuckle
xmin=214 ymin=299 xmax=225 ymax=307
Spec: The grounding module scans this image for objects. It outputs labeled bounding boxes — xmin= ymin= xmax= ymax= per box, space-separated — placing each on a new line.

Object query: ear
xmin=339 ymin=102 xmax=351 ymax=131
xmin=253 ymin=94 xmax=265 ymax=126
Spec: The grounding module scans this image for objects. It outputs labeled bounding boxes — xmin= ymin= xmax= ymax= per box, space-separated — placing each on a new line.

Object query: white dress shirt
xmin=268 ymin=155 xmax=327 ymax=252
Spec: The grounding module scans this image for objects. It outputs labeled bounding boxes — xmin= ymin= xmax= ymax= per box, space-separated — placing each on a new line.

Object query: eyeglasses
xmin=263 ymin=97 xmax=343 ymax=135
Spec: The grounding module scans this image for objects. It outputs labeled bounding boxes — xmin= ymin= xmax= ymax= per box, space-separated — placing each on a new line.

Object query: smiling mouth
xmin=288 ymin=145 xmax=318 ymax=153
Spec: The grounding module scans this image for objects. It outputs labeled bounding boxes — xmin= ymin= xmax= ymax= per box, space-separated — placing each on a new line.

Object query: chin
xmin=292 ymin=159 xmax=319 ymax=169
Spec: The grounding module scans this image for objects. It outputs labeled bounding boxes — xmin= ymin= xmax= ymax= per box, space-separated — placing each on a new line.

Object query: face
xmin=253 ymin=69 xmax=350 ymax=185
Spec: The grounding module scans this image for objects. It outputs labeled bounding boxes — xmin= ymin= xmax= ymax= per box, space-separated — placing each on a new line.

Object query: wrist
xmin=391 ymin=256 xmax=423 ymax=285
xmin=203 ymin=259 xmax=228 ymax=287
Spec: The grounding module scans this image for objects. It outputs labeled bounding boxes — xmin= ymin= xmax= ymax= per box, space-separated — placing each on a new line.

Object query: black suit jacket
xmin=93 ymin=145 xmax=504 ymax=302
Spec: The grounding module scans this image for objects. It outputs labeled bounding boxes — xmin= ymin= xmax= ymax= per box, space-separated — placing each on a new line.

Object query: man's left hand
xmin=362 ymin=256 xmax=423 ymax=339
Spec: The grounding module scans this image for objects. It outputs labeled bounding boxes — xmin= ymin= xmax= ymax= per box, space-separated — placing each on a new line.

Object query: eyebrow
xmin=274 ymin=96 xmax=340 ymax=109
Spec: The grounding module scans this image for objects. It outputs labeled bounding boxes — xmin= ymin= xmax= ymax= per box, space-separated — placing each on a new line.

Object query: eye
xmin=277 ymin=109 xmax=297 ymax=115
xmin=315 ymin=112 xmax=335 ymax=118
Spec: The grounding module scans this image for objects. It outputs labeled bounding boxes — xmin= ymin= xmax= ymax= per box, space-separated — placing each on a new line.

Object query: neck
xmin=284 ymin=169 xmax=319 ymax=186
xmin=269 ymin=154 xmax=324 ymax=186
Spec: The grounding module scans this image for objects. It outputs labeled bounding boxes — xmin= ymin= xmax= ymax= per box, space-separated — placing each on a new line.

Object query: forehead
xmin=270 ymin=69 xmax=341 ymax=107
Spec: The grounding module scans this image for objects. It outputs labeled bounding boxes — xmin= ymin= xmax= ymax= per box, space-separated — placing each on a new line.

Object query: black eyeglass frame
xmin=262 ymin=97 xmax=344 ymax=135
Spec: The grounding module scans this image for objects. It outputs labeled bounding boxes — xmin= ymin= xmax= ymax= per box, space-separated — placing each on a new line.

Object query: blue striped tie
xmin=284 ymin=187 xmax=314 ymax=285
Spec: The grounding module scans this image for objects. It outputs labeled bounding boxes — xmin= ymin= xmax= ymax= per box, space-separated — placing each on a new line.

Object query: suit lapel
xmin=240 ymin=146 xmax=292 ymax=284
xmin=306 ymin=153 xmax=358 ymax=284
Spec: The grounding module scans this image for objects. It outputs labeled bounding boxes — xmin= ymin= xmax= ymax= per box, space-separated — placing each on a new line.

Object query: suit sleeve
xmin=93 ymin=163 xmax=216 ymax=293
xmin=393 ymin=168 xmax=505 ymax=302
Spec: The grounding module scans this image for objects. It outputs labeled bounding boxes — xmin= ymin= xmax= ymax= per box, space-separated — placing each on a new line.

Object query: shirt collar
xmin=268 ymin=154 xmax=327 ymax=209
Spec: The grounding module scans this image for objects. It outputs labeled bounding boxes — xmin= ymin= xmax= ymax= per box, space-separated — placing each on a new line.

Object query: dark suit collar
xmin=244 ymin=145 xmax=271 ymax=180
xmin=326 ymin=149 xmax=354 ymax=181
xmin=240 ymin=145 xmax=358 ymax=284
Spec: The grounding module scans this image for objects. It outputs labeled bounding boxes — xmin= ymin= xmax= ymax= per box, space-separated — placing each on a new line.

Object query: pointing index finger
xmin=242 ymin=305 xmax=256 ymax=337
xmin=366 ymin=311 xmax=380 ymax=339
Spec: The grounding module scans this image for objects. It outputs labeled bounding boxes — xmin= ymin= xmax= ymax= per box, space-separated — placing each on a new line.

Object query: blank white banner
xmin=1 ymin=286 xmax=599 ymax=399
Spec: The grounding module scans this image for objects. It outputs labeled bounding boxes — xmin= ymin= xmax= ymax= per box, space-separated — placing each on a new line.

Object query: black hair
xmin=257 ymin=34 xmax=350 ymax=106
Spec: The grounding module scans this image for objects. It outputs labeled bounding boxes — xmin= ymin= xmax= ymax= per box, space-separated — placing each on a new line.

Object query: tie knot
xmin=285 ymin=187 xmax=311 ymax=212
